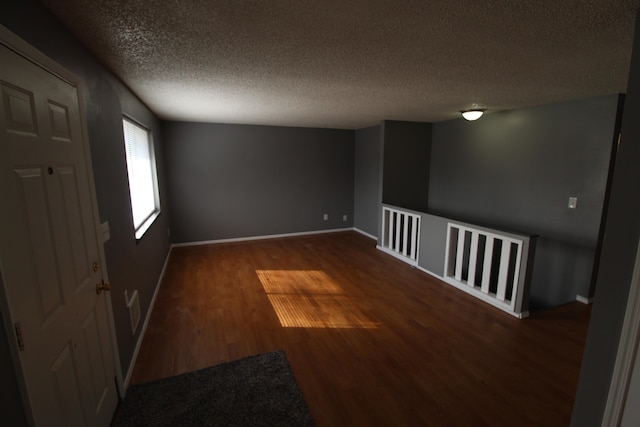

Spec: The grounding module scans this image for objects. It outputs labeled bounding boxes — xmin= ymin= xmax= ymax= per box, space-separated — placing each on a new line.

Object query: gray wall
xmin=428 ymin=95 xmax=621 ymax=309
xmin=0 ymin=270 xmax=26 ymax=426
xmin=381 ymin=120 xmax=432 ymax=212
xmin=0 ymin=2 xmax=172 ymax=423
xmin=418 ymin=213 xmax=449 ymax=276
xmin=571 ymin=10 xmax=640 ymax=426
xmin=162 ymin=121 xmax=354 ymax=243
xmin=354 ymin=125 xmax=382 ymax=237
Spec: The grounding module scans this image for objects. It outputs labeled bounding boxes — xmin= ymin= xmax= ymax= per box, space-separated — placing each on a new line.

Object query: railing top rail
xmin=382 ymin=204 xmax=537 ymax=241
xmin=381 ymin=203 xmax=425 ymax=218
xmin=447 ymin=222 xmax=527 ymax=246
xmin=383 ymin=205 xmax=421 ymax=216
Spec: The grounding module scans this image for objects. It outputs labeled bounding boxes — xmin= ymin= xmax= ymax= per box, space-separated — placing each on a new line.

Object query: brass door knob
xmin=96 ymin=280 xmax=111 ymax=295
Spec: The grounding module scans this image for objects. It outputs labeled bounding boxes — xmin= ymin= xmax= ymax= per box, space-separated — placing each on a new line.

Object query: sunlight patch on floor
xmin=256 ymin=270 xmax=378 ymax=329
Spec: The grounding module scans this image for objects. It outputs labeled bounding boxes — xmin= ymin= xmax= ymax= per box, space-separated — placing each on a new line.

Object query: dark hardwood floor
xmin=129 ymin=231 xmax=591 ymax=426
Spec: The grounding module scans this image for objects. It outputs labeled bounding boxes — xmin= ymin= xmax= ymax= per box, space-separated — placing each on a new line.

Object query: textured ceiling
xmin=42 ymin=0 xmax=640 ymax=129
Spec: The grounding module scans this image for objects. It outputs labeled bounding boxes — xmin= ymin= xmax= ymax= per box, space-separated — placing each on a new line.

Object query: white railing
xmin=379 ymin=206 xmax=421 ymax=265
xmin=443 ymin=222 xmax=533 ymax=318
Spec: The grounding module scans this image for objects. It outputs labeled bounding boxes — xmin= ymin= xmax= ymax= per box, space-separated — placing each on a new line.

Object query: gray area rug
xmin=113 ymin=350 xmax=315 ymax=426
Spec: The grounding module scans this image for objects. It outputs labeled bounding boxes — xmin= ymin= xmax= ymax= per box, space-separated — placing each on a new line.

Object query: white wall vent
xmin=124 ymin=290 xmax=141 ymax=334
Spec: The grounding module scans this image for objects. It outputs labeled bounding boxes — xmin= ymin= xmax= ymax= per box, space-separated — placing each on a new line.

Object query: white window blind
xmin=122 ymin=118 xmax=160 ymax=239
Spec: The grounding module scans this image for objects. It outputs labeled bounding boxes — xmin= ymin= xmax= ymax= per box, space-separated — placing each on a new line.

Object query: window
xmin=122 ymin=117 xmax=160 ymax=239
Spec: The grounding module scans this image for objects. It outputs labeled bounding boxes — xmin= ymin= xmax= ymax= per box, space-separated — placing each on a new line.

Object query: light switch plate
xmin=568 ymin=197 xmax=578 ymax=209
xmin=100 ymin=221 xmax=110 ymax=243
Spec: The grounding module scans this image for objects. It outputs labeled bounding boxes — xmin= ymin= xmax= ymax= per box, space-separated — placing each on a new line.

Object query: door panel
xmin=1 ymin=81 xmax=38 ymax=136
xmin=58 ymin=165 xmax=91 ymax=286
xmin=47 ymin=100 xmax=71 ymax=141
xmin=78 ymin=310 xmax=111 ymax=411
xmin=13 ymin=166 xmax=65 ymax=320
xmin=51 ymin=343 xmax=86 ymax=426
xmin=0 ymin=42 xmax=117 ymax=426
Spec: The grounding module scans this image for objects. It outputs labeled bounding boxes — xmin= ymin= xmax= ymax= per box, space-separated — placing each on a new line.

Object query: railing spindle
xmin=401 ymin=217 xmax=407 ymax=256
xmin=455 ymin=228 xmax=465 ymax=281
xmin=443 ymin=221 xmax=533 ymax=318
xmin=467 ymin=231 xmax=479 ymax=287
xmin=388 ymin=211 xmax=394 ymax=251
xmin=481 ymin=236 xmax=494 ymax=294
xmin=380 ymin=206 xmax=421 ymax=264
xmin=496 ymin=240 xmax=512 ymax=301
xmin=510 ymin=243 xmax=523 ymax=302
xmin=393 ymin=212 xmax=400 ymax=252
xmin=410 ymin=216 xmax=417 ymax=260
xmin=383 ymin=210 xmax=532 ymax=318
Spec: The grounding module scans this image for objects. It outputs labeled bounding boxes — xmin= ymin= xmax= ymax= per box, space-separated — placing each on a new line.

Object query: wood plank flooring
xmin=129 ymin=231 xmax=591 ymax=426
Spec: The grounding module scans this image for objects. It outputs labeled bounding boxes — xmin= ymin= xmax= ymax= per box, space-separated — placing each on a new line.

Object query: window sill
xmin=135 ymin=210 xmax=161 ymax=241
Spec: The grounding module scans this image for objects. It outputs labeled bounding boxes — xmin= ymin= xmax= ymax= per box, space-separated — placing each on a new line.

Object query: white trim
xmin=380 ymin=206 xmax=421 ymax=263
xmin=0 ymin=26 xmax=77 ymax=84
xmin=416 ymin=265 xmax=444 ymax=280
xmin=415 ymin=264 xmax=529 ymax=319
xmin=123 ymin=246 xmax=172 ymax=390
xmin=0 ymin=25 xmax=125 ymax=421
xmin=0 ymin=268 xmax=33 ymax=426
xmin=122 ymin=117 xmax=162 ymax=241
xmin=353 ymin=227 xmax=377 ymax=240
xmin=128 ymin=228 xmax=361 ymax=385
xmin=576 ymin=294 xmax=593 ymax=305
xmin=134 ymin=210 xmax=160 ymax=240
xmin=602 ymin=239 xmax=640 ymax=426
xmin=441 ymin=275 xmax=529 ymax=319
xmin=376 ymin=245 xmax=419 ymax=267
xmin=171 ymin=228 xmax=352 ymax=248
xmin=443 ymin=221 xmax=531 ymax=317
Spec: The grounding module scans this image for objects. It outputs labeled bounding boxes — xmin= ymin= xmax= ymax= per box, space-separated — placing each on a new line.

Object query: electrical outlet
xmin=343 ymin=215 xmax=348 ymax=221
xmin=323 ymin=214 xmax=328 ymax=221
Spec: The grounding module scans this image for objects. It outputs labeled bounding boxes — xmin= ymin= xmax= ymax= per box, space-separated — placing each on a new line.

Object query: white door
xmin=619 ymin=242 xmax=640 ymax=426
xmin=0 ymin=42 xmax=118 ymax=426
xmin=621 ymin=344 xmax=640 ymax=426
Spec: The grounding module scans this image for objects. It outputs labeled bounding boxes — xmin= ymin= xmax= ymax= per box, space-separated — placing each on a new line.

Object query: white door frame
xmin=601 ymin=235 xmax=640 ymax=425
xmin=0 ymin=25 xmax=124 ymax=423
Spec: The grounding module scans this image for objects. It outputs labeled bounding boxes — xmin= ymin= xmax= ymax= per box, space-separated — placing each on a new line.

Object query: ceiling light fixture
xmin=461 ymin=110 xmax=484 ymax=121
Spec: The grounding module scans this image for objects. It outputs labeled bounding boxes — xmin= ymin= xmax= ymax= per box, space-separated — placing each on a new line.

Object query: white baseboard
xmin=415 ymin=264 xmax=529 ymax=319
xmin=416 ymin=264 xmax=445 ymax=280
xmin=576 ymin=294 xmax=594 ymax=305
xmin=171 ymin=227 xmax=353 ymax=248
xmin=376 ymin=245 xmax=419 ymax=266
xmin=353 ymin=227 xmax=378 ymax=240
xmin=123 ymin=246 xmax=173 ymax=391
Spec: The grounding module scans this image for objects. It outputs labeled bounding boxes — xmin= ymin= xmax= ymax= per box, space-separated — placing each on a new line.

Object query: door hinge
xmin=14 ymin=322 xmax=24 ymax=351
